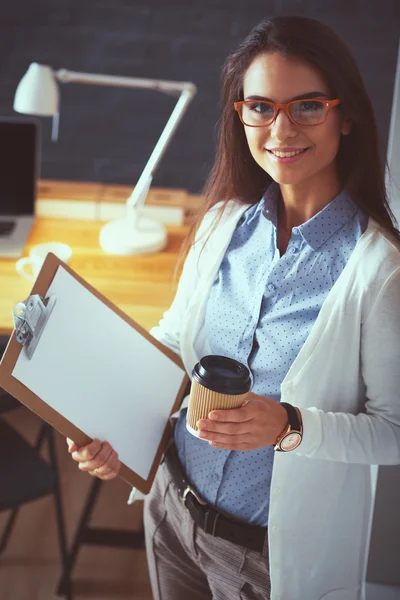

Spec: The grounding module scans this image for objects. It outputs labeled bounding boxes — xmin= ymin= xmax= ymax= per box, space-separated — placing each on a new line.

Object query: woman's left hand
xmin=197 ymin=392 xmax=288 ymax=451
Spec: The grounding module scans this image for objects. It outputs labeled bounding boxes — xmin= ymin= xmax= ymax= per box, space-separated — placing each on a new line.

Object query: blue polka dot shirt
xmin=174 ymin=182 xmax=368 ymax=526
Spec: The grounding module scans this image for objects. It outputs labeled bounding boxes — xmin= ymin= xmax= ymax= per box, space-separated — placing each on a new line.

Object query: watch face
xmin=281 ymin=432 xmax=302 ymax=451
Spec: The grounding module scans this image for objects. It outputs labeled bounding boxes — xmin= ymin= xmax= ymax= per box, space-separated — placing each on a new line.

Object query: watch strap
xmin=274 ymin=402 xmax=303 ymax=452
xmin=280 ymin=402 xmax=301 ymax=431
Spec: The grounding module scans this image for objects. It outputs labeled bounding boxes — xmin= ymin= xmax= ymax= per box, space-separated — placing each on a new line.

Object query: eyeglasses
xmin=234 ymin=98 xmax=341 ymax=127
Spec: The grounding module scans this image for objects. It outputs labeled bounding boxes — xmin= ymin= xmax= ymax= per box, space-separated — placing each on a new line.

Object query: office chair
xmin=0 ymin=412 xmax=71 ymax=599
xmin=0 ymin=337 xmax=71 ymax=599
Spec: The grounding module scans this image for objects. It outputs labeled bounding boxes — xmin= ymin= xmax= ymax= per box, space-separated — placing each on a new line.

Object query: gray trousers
xmin=144 ymin=458 xmax=271 ymax=600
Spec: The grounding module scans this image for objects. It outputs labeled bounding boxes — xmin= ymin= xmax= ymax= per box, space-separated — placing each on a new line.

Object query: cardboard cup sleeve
xmin=186 ymin=379 xmax=248 ymax=437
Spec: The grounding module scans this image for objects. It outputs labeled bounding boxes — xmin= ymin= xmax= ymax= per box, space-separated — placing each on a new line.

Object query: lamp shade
xmin=14 ymin=62 xmax=59 ymax=116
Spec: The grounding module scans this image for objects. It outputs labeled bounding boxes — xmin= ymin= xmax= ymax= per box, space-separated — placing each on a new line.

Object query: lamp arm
xmin=55 ymin=68 xmax=197 ymax=218
xmin=55 ymin=68 xmax=196 ymax=95
xmin=125 ymin=86 xmax=195 ymax=217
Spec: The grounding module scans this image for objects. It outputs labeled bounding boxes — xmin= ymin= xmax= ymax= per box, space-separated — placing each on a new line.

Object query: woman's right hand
xmin=66 ymin=438 xmax=121 ymax=480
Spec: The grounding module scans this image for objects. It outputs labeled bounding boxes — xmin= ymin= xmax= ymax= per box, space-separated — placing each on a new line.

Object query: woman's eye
xmin=249 ymin=102 xmax=273 ymax=114
xmin=298 ymin=101 xmax=322 ymax=112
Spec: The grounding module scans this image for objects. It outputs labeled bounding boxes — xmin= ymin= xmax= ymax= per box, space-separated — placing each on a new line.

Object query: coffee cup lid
xmin=192 ymin=355 xmax=251 ymax=395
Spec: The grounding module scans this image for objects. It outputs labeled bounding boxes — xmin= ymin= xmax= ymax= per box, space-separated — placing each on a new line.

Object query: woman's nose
xmin=269 ymin=108 xmax=297 ymax=141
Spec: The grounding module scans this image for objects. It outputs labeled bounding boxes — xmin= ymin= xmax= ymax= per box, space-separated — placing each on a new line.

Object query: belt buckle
xmin=183 ymin=485 xmax=207 ymax=506
xmin=183 ymin=486 xmax=220 ymax=536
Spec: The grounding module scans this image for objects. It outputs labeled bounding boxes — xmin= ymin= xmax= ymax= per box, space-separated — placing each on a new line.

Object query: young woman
xmin=67 ymin=16 xmax=400 ymax=600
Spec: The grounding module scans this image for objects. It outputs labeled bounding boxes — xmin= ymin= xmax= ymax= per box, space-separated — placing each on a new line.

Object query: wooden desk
xmin=0 ymin=217 xmax=188 ymax=336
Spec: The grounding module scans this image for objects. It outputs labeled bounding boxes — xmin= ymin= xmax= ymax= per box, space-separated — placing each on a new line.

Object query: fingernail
xmin=209 ymin=412 xmax=218 ymax=420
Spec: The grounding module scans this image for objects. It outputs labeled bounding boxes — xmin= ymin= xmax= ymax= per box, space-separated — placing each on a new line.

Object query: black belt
xmin=163 ymin=442 xmax=268 ymax=554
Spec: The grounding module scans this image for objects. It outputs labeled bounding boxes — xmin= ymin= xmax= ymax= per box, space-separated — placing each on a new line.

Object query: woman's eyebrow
xmin=244 ymin=91 xmax=330 ymax=102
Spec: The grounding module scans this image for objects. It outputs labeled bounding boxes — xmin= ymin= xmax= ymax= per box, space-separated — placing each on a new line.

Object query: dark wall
xmin=1 ymin=0 xmax=399 ymax=193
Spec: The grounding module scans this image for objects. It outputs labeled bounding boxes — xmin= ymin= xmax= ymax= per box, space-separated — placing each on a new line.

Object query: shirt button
xmin=273 ymin=487 xmax=280 ymax=494
xmin=292 ymin=227 xmax=299 ymax=235
xmin=288 ymin=246 xmax=297 ymax=254
xmin=272 ymin=525 xmax=279 ymax=533
xmin=267 ymin=283 xmax=276 ymax=293
xmin=274 ymin=563 xmax=280 ymax=569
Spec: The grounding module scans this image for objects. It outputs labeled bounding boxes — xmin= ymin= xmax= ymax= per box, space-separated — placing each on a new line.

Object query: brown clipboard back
xmin=0 ymin=252 xmax=189 ymax=494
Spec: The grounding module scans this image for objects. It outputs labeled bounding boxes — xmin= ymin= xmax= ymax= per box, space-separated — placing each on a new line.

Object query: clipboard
xmin=0 ymin=253 xmax=189 ymax=494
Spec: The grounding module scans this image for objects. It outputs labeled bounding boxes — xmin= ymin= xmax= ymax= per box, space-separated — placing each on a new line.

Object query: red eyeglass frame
xmin=233 ymin=98 xmax=341 ymax=127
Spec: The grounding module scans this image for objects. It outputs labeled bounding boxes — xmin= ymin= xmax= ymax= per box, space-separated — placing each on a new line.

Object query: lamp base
xmin=99 ymin=216 xmax=167 ymax=255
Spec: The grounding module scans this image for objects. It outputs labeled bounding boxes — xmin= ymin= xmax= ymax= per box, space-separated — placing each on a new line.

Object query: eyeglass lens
xmin=240 ymin=100 xmax=326 ymax=126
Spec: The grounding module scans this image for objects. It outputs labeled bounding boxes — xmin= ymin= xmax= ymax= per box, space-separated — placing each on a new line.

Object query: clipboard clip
xmin=13 ymin=294 xmax=57 ymax=359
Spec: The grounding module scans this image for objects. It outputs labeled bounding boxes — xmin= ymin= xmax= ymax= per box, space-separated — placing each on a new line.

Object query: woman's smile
xmin=266 ymin=146 xmax=311 ymax=163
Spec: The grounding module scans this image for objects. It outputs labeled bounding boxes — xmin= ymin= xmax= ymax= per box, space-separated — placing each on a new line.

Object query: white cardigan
xmin=151 ymin=202 xmax=400 ymax=600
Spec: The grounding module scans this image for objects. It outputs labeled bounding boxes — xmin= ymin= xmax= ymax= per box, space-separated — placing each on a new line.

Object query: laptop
xmin=0 ymin=117 xmax=40 ymax=258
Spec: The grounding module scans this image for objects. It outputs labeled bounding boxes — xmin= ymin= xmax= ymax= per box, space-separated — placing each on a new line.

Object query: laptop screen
xmin=0 ymin=118 xmax=39 ymax=217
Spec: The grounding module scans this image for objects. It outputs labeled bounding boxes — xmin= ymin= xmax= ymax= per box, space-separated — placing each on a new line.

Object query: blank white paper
xmin=12 ymin=266 xmax=184 ymax=480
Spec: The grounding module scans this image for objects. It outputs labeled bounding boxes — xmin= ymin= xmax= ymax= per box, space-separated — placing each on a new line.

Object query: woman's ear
xmin=341 ymin=117 xmax=352 ymax=136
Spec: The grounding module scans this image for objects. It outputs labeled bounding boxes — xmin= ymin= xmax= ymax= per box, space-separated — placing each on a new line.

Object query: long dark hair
xmin=180 ymin=15 xmax=399 ymax=265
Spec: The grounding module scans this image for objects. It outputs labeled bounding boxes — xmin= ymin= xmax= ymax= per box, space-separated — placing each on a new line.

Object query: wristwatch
xmin=274 ymin=402 xmax=303 ymax=452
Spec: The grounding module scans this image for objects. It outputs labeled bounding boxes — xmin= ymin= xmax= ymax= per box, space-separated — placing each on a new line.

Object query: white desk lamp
xmin=13 ymin=62 xmax=197 ymax=255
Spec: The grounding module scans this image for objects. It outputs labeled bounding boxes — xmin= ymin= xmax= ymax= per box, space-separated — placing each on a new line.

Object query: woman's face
xmin=242 ymin=52 xmax=350 ymax=187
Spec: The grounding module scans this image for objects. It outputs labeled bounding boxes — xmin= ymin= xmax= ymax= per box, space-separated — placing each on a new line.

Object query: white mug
xmin=16 ymin=242 xmax=72 ymax=281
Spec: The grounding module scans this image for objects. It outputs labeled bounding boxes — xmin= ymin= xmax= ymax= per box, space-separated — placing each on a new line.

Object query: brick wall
xmin=0 ymin=0 xmax=399 ymax=192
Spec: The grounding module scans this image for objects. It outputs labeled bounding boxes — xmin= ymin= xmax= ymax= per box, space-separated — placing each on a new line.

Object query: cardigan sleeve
xmin=295 ymin=266 xmax=400 ymax=465
xmin=149 ymin=207 xmax=220 ymax=355
xmin=149 ymin=243 xmax=199 ymax=356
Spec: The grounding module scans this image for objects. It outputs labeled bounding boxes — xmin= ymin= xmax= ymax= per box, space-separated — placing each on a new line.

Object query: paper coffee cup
xmin=186 ymin=355 xmax=251 ymax=438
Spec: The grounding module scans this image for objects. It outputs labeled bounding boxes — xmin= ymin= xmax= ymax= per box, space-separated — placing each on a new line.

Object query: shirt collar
xmin=261 ymin=184 xmax=279 ymax=227
xmin=261 ymin=182 xmax=359 ymax=250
